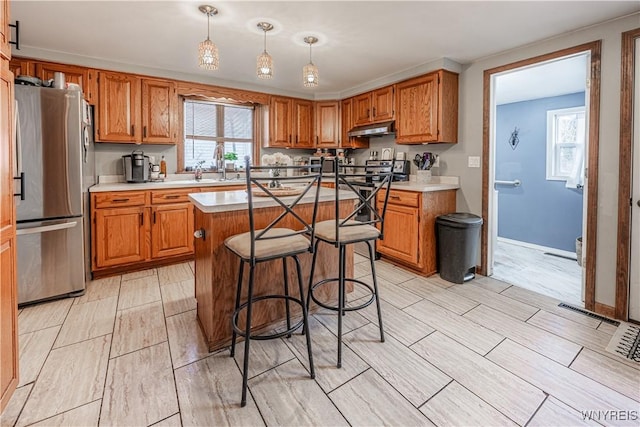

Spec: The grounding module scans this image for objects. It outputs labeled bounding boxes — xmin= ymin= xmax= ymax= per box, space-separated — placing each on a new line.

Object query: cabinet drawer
xmin=93 ymin=191 xmax=146 ymax=209
xmin=151 ymin=188 xmax=198 ymax=204
xmin=379 ymin=189 xmax=420 ymax=207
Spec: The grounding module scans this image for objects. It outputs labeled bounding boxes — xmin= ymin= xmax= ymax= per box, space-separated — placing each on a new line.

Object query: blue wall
xmin=496 ymin=92 xmax=584 ymax=252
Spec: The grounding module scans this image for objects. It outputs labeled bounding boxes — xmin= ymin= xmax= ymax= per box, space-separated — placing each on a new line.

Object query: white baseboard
xmin=497 ymin=237 xmax=577 ymax=259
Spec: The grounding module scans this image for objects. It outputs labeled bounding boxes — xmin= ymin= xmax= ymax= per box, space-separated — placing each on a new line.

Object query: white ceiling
xmin=495 ymin=54 xmax=588 ymax=105
xmin=10 ymin=1 xmax=640 ymax=99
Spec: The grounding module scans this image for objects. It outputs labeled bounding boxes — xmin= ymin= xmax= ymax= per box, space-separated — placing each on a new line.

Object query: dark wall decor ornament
xmin=508 ymin=126 xmax=520 ymax=150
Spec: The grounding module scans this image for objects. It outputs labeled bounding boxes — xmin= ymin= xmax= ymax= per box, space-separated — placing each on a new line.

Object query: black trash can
xmin=436 ymin=213 xmax=483 ymax=284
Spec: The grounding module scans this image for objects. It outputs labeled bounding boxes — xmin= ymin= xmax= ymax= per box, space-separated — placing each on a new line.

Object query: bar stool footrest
xmin=310 ymin=278 xmax=375 ymax=312
xmin=231 ymin=294 xmax=304 ymax=340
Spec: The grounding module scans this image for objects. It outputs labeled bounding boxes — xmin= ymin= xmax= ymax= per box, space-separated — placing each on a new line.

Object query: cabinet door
xmin=94 ymin=207 xmax=148 ymax=268
xmin=151 ymin=203 xmax=194 ymax=258
xmin=315 ymin=101 xmax=340 ymax=148
xmin=377 ymin=204 xmax=420 ymax=266
xmin=0 ymin=0 xmax=9 ymax=61
xmin=292 ymin=99 xmax=314 ymax=148
xmin=97 ymin=71 xmax=141 ymax=142
xmin=35 ymin=62 xmax=89 ymax=96
xmin=371 ymin=85 xmax=394 ymax=122
xmin=268 ymin=96 xmax=291 ymax=147
xmin=9 ymin=58 xmax=31 ymax=77
xmin=352 ymin=92 xmax=372 ymax=126
xmin=340 ymin=98 xmax=369 ymax=149
xmin=395 ymin=74 xmax=438 ymax=143
xmin=0 ymin=58 xmax=18 ymax=412
xmin=141 ymin=78 xmax=178 ymax=144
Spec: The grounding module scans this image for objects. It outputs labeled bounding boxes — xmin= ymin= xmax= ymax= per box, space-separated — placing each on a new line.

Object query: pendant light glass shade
xmin=303 ymin=63 xmax=318 ymax=87
xmin=199 ymin=38 xmax=219 ymax=70
xmin=256 ymin=22 xmax=274 ymax=79
xmin=198 ymin=5 xmax=219 ymax=70
xmin=257 ymin=51 xmax=273 ymax=79
xmin=303 ymin=36 xmax=318 ymax=87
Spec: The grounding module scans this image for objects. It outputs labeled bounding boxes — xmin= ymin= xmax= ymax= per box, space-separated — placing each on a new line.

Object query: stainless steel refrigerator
xmin=14 ymin=85 xmax=95 ymax=305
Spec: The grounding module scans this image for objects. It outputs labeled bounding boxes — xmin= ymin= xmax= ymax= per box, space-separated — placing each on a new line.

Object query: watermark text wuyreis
xmin=581 ymin=410 xmax=639 ymax=422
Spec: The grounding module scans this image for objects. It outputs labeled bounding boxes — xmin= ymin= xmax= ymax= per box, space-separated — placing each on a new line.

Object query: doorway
xmin=616 ymin=28 xmax=640 ymax=322
xmin=490 ymin=54 xmax=589 ymax=307
xmin=482 ymin=41 xmax=602 ymax=312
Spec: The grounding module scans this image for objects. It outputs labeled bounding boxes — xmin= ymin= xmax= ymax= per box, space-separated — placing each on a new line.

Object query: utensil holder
xmin=416 ymin=170 xmax=432 ymax=183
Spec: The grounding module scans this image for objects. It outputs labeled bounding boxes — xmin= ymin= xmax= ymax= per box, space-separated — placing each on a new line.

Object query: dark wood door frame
xmin=615 ymin=28 xmax=640 ymax=321
xmin=481 ymin=41 xmax=602 ymax=313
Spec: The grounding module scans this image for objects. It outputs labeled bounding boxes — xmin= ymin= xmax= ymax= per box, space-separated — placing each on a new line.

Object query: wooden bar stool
xmin=307 ymin=161 xmax=394 ymax=368
xmin=225 ymin=157 xmax=322 ymax=407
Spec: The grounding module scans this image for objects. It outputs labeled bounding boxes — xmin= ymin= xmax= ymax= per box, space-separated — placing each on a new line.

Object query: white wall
xmin=449 ymin=13 xmax=639 ymax=307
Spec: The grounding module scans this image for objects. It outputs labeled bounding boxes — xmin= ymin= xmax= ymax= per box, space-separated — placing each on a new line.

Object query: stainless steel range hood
xmin=347 ymin=121 xmax=395 ymax=137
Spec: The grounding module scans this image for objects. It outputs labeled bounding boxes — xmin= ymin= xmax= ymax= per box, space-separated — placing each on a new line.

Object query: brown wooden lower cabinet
xmin=151 ymin=203 xmax=194 ymax=258
xmin=91 ymin=186 xmax=244 ymax=278
xmin=377 ymin=189 xmax=456 ymax=276
xmin=94 ymin=206 xmax=148 ymax=268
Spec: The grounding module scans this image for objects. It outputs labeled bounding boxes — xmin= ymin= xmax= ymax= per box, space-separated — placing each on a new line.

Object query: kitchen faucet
xmin=214 ymin=142 xmax=226 ymax=180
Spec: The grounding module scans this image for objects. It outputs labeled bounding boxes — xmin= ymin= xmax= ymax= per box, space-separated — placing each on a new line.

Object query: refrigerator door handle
xmin=13 ymin=99 xmax=25 ymax=200
xmin=17 ymin=220 xmax=78 ymax=236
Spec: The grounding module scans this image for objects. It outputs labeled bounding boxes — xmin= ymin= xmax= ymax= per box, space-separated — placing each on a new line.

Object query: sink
xmin=161 ymin=178 xmax=245 ymax=185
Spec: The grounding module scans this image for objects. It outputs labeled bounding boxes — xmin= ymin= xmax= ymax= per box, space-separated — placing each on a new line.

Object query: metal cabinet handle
xmin=13 ymin=172 xmax=25 ymax=200
xmin=153 ymin=211 xmax=157 ymax=224
xmin=131 ymin=125 xmax=135 ymax=136
xmin=373 ymin=107 xmax=376 ymax=117
xmin=165 ymin=195 xmax=180 ymax=199
xmin=139 ymin=212 xmax=144 ymax=226
xmin=143 ymin=126 xmax=147 ymax=138
xmin=112 ymin=198 xmax=130 ymax=203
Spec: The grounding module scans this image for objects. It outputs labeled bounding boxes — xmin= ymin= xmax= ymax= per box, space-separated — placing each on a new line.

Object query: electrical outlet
xmin=468 ymin=156 xmax=481 ymax=168
xmin=432 ymin=155 xmax=440 ymax=168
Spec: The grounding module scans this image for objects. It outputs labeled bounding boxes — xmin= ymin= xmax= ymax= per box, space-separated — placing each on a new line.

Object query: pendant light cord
xmin=207 ymin=13 xmax=211 ymax=40
xmin=263 ymin=29 xmax=267 ymax=53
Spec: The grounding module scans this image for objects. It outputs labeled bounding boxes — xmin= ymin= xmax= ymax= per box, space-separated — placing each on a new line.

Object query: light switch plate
xmin=468 ymin=156 xmax=481 ymax=168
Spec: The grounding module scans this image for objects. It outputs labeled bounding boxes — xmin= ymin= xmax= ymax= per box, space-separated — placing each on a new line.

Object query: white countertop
xmin=90 ymin=174 xmax=459 ymax=193
xmin=189 ymin=187 xmax=358 ymax=213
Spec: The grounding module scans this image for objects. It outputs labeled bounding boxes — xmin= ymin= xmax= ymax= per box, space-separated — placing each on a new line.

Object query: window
xmin=183 ymin=100 xmax=254 ymax=171
xmin=546 ymin=106 xmax=586 ymax=181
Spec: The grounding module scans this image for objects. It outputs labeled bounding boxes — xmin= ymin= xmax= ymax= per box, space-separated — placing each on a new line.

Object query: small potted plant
xmin=224 ymin=152 xmax=238 ymax=170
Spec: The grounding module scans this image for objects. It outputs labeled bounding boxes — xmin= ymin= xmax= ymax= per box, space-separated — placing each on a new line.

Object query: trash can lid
xmin=436 ymin=212 xmax=484 ymax=228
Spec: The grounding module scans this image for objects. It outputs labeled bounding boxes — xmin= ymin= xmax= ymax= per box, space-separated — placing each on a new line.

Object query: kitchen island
xmin=189 ymin=187 xmax=358 ymax=352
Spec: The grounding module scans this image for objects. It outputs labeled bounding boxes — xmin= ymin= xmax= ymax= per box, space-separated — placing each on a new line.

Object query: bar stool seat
xmin=314 ymin=220 xmax=380 ymax=243
xmin=225 ymin=228 xmax=311 ymax=260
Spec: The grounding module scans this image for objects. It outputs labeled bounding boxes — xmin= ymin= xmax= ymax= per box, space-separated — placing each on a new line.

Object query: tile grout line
xmin=524 ymin=393 xmax=549 ymax=427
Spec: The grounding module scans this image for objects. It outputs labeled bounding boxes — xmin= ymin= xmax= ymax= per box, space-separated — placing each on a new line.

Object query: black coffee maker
xmin=123 ymin=150 xmax=150 ymax=183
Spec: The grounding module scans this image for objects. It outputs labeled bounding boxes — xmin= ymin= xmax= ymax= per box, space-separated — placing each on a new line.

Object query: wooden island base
xmin=194 ymin=199 xmax=354 ymax=352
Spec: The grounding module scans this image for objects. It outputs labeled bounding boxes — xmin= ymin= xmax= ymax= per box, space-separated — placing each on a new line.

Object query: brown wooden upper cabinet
xmin=35 ymin=62 xmax=96 ymax=103
xmin=352 ymin=85 xmax=395 ymax=127
xmin=8 ymin=58 xmax=30 ymax=77
xmin=340 ymin=98 xmax=369 ymax=149
xmin=97 ymin=71 xmax=141 ymax=142
xmin=266 ymin=96 xmax=314 ymax=149
xmin=315 ymin=101 xmax=340 ymax=148
xmin=0 ymin=0 xmax=9 ymax=61
xmin=141 ymin=78 xmax=178 ymax=144
xmin=395 ymin=70 xmax=459 ymax=144
xmin=96 ymin=72 xmax=178 ymax=144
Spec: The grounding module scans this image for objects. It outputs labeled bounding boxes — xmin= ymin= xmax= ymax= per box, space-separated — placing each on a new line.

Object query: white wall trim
xmin=497 ymin=236 xmax=577 ymax=259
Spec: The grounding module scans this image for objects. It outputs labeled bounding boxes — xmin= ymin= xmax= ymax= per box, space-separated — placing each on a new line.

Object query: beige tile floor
xmin=493 ymin=240 xmax=583 ymax=306
xmin=2 ymin=257 xmax=639 ymax=427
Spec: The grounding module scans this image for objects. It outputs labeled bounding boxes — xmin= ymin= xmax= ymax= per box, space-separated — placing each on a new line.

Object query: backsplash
xmin=95 ymin=143 xmax=176 ymax=176
xmin=350 ymin=134 xmax=454 ymax=175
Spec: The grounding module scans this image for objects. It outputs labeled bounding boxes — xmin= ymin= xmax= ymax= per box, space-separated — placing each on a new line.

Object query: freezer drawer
xmin=17 ymin=218 xmax=85 ymax=305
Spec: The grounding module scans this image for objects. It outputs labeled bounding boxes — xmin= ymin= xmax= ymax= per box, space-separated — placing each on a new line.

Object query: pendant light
xmin=303 ymin=36 xmax=318 ymax=88
xmin=256 ymin=22 xmax=274 ymax=79
xmin=198 ymin=5 xmax=219 ymax=70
